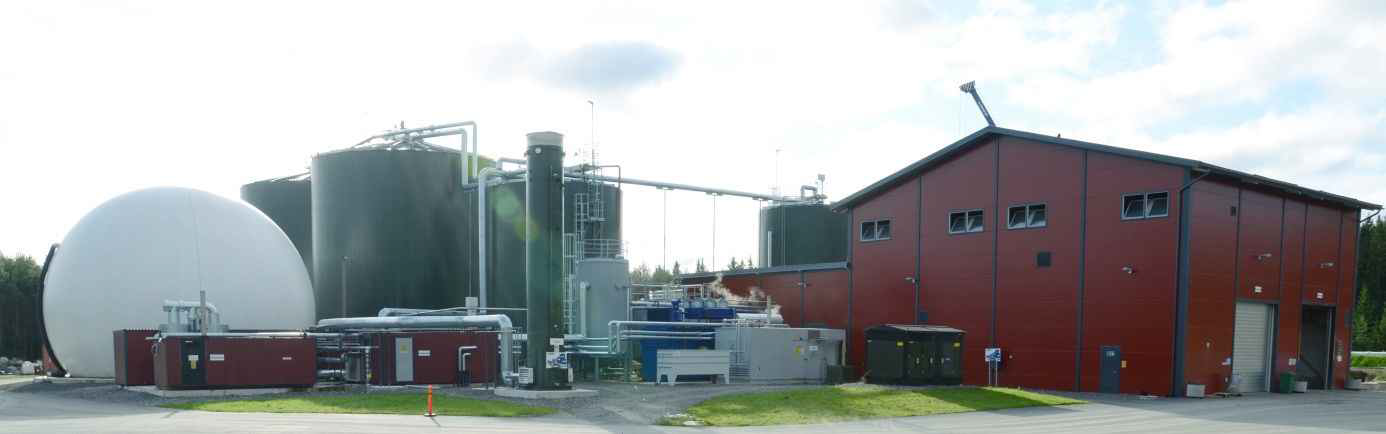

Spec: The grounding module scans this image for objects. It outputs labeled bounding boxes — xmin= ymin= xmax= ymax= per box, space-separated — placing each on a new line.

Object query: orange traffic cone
xmin=425 ymin=385 xmax=437 ymax=417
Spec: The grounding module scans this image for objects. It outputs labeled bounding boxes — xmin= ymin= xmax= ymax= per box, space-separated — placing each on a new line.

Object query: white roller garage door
xmin=1233 ymin=302 xmax=1273 ymax=392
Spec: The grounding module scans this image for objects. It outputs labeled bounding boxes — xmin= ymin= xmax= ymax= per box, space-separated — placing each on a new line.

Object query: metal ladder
xmin=562 ymin=233 xmax=579 ymax=335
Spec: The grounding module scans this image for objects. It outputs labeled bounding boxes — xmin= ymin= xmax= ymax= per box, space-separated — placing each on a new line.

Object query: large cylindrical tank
xmin=241 ymin=174 xmax=312 ymax=276
xmin=42 ymin=187 xmax=315 ymax=378
xmin=758 ymin=202 xmax=848 ymax=267
xmin=577 ymin=258 xmax=630 ymax=338
xmin=311 ymin=147 xmax=467 ymax=319
xmin=460 ymin=179 xmax=621 ymax=312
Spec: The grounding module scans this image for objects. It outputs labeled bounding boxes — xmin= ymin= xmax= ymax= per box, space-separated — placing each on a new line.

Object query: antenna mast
xmin=959 ymin=81 xmax=997 ymax=127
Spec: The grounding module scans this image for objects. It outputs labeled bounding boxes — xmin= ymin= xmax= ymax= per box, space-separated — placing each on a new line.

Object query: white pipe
xmin=478 ymin=167 xmax=497 ymax=310
xmin=163 ymin=300 xmax=219 ymax=314
xmin=315 ymin=314 xmax=512 ymax=330
xmin=562 ymin=173 xmax=791 ymax=202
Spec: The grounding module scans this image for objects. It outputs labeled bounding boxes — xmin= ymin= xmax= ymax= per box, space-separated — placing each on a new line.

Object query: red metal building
xmin=682 ymin=127 xmax=1378 ymax=396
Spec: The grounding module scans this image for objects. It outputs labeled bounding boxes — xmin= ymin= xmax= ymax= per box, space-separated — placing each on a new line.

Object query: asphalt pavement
xmin=2 ymin=379 xmax=1384 ymax=433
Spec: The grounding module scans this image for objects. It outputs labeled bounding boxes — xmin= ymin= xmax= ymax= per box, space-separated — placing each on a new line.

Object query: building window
xmin=1007 ymin=204 xmax=1047 ymax=229
xmin=949 ymin=210 xmax=984 ymax=234
xmin=860 ymin=219 xmax=892 ymax=241
xmin=1123 ymin=192 xmax=1169 ymax=220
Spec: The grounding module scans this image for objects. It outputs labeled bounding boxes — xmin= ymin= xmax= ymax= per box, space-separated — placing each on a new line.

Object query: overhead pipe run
xmin=315 ymin=314 xmax=515 ymax=382
xmin=315 ymin=314 xmax=512 ymax=330
xmin=563 ymin=173 xmax=792 ymax=203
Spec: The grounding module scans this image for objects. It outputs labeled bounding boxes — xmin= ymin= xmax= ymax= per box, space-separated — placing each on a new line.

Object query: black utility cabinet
xmin=865 ymin=324 xmax=964 ymax=385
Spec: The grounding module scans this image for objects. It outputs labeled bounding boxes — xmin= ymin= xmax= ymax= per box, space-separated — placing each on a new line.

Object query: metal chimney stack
xmin=523 ymin=131 xmax=569 ymax=390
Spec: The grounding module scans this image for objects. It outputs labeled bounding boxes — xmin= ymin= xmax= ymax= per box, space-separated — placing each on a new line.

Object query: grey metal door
xmin=1233 ymin=302 xmax=1273 ymax=392
xmin=395 ymin=337 xmax=414 ymax=383
xmin=1099 ymin=346 xmax=1120 ymax=393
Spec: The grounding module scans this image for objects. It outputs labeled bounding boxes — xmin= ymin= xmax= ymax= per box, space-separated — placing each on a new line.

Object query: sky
xmin=2 ymin=0 xmax=1384 ymax=274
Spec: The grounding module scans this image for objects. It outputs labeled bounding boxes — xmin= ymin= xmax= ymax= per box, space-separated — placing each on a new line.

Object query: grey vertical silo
xmin=241 ymin=174 xmax=313 ymax=276
xmin=311 ymin=143 xmax=467 ymax=319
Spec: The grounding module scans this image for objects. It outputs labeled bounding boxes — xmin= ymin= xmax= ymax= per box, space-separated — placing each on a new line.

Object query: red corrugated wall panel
xmin=1185 ymin=180 xmax=1239 ymax=394
xmin=920 ymin=140 xmax=997 ymax=387
xmin=758 ymin=273 xmax=804 ymax=326
xmin=803 ymin=269 xmax=850 ymax=331
xmin=850 ymin=177 xmax=921 ymax=378
xmin=993 ymin=137 xmax=1082 ymax=391
xmin=205 ymin=337 xmax=316 ymax=388
xmin=1237 ymin=189 xmax=1284 ymax=301
xmin=1304 ymin=204 xmax=1343 ymax=305
xmin=1275 ymin=200 xmax=1306 ymax=381
xmin=1081 ymin=152 xmax=1181 ymax=395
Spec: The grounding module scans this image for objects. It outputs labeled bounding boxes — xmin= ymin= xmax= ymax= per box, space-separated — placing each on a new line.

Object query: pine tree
xmin=1375 ymin=307 xmax=1386 ymax=351
xmin=1356 ymin=288 xmax=1381 ymax=350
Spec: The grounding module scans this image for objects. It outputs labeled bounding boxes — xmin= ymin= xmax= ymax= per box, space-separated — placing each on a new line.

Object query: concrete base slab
xmin=493 ymin=387 xmax=597 ymax=399
xmin=127 ymin=385 xmax=290 ymax=398
xmin=35 ymin=376 xmax=113 ymax=384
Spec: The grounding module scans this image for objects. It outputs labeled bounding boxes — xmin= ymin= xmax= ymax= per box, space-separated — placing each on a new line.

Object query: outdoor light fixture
xmin=1121 ymin=266 xmax=1135 ymax=275
xmin=1256 ymin=253 xmax=1273 ymax=261
xmin=1320 ymin=261 xmax=1336 ymax=268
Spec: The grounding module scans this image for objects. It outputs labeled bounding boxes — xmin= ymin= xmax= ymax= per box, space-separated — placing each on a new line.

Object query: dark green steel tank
xmin=241 ymin=174 xmax=313 ymax=276
xmin=758 ymin=202 xmax=847 ymax=267
xmin=311 ymin=144 xmax=471 ymax=320
xmin=459 ymin=178 xmax=621 ymax=313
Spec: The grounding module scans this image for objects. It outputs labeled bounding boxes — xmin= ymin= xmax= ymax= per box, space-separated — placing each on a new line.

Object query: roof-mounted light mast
xmin=959 ymin=81 xmax=996 ymax=127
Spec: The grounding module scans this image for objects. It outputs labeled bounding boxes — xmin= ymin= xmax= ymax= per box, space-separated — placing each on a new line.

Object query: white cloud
xmin=1 ymin=0 xmax=1382 ymax=271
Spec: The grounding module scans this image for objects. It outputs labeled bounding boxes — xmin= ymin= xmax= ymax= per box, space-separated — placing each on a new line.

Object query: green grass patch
xmin=1352 ymin=354 xmax=1386 ymax=368
xmin=668 ymin=385 xmax=1084 ymax=427
xmin=160 ymin=393 xmax=555 ymax=417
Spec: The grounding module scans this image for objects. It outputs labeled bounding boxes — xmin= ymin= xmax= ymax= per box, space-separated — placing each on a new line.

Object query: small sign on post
xmin=984 ymin=348 xmax=1002 ymax=386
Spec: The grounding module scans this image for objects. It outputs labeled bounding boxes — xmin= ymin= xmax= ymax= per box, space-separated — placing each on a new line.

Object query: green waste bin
xmin=1278 ymin=373 xmax=1295 ymax=394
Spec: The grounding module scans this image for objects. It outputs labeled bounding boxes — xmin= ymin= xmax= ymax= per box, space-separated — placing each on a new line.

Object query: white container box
xmin=1187 ymin=384 xmax=1206 ymax=398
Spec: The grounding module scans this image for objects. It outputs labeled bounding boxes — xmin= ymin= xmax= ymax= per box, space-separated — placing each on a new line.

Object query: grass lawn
xmin=662 ymin=385 xmax=1084 ymax=426
xmin=160 ymin=393 xmax=556 ymax=417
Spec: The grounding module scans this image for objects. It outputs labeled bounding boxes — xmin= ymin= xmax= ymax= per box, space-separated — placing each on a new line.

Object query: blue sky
xmin=2 ymin=0 xmax=1383 ymax=272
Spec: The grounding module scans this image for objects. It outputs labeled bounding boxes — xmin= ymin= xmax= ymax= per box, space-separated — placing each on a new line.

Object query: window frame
xmin=1006 ymin=203 xmax=1048 ymax=230
xmin=1121 ymin=191 xmax=1171 ymax=220
xmin=948 ymin=209 xmax=985 ymax=235
xmin=859 ymin=219 xmax=892 ymax=242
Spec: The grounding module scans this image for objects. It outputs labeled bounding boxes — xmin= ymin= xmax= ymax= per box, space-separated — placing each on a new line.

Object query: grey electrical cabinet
xmin=714 ymin=327 xmax=845 ymax=384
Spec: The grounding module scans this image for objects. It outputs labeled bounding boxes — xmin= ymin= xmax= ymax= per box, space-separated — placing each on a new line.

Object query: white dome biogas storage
xmin=43 ymin=187 xmax=315 ymax=378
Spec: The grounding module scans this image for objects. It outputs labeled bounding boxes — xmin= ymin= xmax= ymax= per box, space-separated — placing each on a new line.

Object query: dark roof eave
xmin=832 ymin=126 xmax=1380 ymax=212
xmin=676 ymin=261 xmax=848 ymax=281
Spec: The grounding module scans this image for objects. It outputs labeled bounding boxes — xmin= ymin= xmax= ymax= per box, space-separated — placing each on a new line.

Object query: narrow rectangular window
xmin=875 ymin=220 xmax=892 ymax=240
xmin=1123 ymin=192 xmax=1170 ymax=220
xmin=1008 ymin=206 xmax=1028 ymax=229
xmin=949 ymin=212 xmax=967 ymax=234
xmin=1007 ymin=204 xmax=1047 ymax=230
xmin=860 ymin=221 xmax=876 ymax=241
xmin=1027 ymin=204 xmax=1047 ymax=227
xmin=1122 ymin=194 xmax=1146 ymax=219
xmin=966 ymin=210 xmax=984 ymax=233
xmin=1146 ymin=192 xmax=1169 ymax=217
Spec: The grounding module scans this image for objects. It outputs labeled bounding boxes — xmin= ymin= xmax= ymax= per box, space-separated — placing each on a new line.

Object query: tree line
xmin=1354 ymin=218 xmax=1386 ymax=350
xmin=0 ymin=251 xmax=42 ymax=360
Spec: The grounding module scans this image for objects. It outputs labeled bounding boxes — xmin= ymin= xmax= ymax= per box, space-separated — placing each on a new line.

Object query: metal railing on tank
xmin=582 ymin=238 xmax=625 ymax=259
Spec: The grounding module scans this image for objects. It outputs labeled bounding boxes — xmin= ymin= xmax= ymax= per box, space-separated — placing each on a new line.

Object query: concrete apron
xmin=493 ymin=387 xmax=597 ymax=399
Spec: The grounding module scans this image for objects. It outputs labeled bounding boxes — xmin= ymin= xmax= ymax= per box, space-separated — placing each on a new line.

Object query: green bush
xmin=1351 ymin=354 xmax=1386 ymax=368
